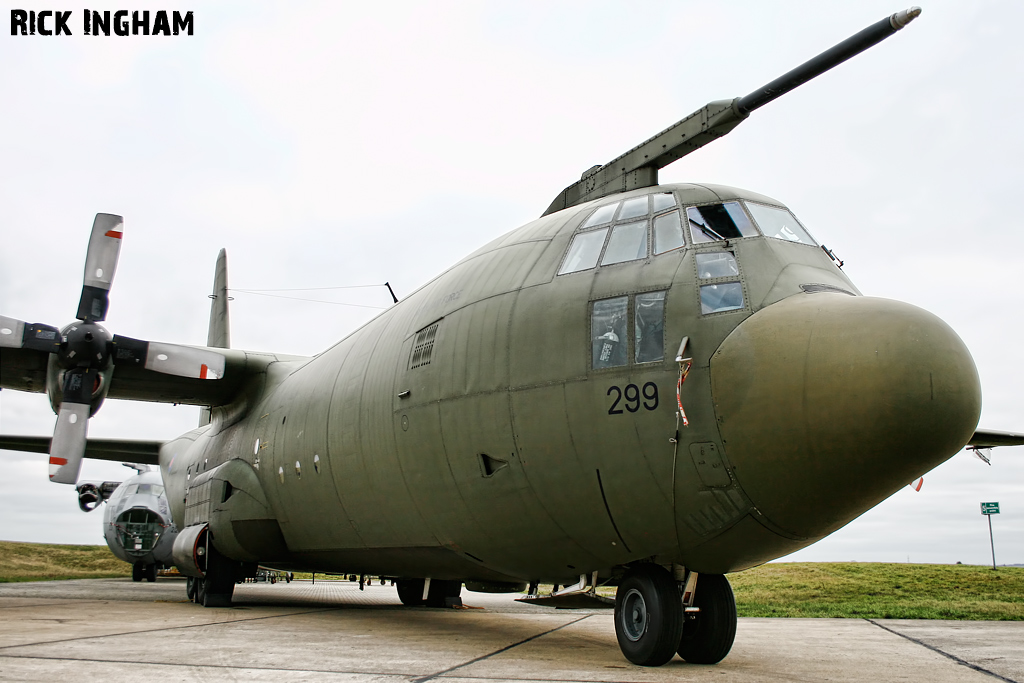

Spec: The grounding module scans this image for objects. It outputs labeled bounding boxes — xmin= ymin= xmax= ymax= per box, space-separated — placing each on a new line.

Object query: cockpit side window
xmin=687 ymin=202 xmax=757 ymax=243
xmin=601 ymin=221 xmax=648 ymax=265
xmin=591 ymin=291 xmax=668 ymax=369
xmin=592 ymin=296 xmax=629 ymax=369
xmin=582 ymin=202 xmax=618 ymax=228
xmin=745 ymin=202 xmax=816 ymax=245
xmin=695 ymin=252 xmax=739 ymax=279
xmin=653 ymin=210 xmax=684 ymax=254
xmin=652 ymin=193 xmax=676 ymax=213
xmin=635 ymin=291 xmax=666 ymax=363
xmin=699 ymin=282 xmax=744 ymax=314
xmin=696 ymin=251 xmax=744 ymax=315
xmin=617 ymin=196 xmax=649 ymax=220
xmin=559 ymin=228 xmax=609 ymax=274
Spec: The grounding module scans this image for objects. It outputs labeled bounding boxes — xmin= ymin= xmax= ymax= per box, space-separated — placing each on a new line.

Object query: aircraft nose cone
xmin=711 ymin=293 xmax=981 ymax=541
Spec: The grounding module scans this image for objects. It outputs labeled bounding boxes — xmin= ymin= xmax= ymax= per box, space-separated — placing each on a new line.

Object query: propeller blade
xmin=76 ymin=213 xmax=124 ymax=322
xmin=49 ymin=367 xmax=99 ymax=485
xmin=112 ymin=335 xmax=226 ymax=379
xmin=50 ymin=402 xmax=89 ymax=484
xmin=0 ymin=316 xmax=61 ymax=352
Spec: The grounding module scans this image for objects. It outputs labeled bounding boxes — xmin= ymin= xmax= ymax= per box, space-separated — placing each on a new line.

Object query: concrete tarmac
xmin=0 ymin=578 xmax=1020 ymax=682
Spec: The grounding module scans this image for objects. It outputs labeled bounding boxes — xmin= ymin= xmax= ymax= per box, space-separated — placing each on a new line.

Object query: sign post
xmin=981 ymin=502 xmax=1000 ymax=570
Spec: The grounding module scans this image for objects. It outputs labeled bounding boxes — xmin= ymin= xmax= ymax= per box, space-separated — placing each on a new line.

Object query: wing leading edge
xmin=1 ymin=344 xmax=306 ymax=406
xmin=0 ymin=435 xmax=162 ymax=465
xmin=968 ymin=429 xmax=1024 ymax=449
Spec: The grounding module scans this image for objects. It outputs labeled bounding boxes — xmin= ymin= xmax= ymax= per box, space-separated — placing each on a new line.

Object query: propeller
xmin=1 ymin=213 xmax=226 ymax=485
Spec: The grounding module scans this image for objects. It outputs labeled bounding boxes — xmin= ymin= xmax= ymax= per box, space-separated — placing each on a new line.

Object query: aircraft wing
xmin=968 ymin=429 xmax=1024 ymax=449
xmin=0 ymin=435 xmax=162 ymax=465
xmin=1 ymin=344 xmax=302 ymax=407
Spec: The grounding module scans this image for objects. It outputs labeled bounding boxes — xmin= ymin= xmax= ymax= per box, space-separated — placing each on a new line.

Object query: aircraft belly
xmin=281 ymin=546 xmax=524 ymax=582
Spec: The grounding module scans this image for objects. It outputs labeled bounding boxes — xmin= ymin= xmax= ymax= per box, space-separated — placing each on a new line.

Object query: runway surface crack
xmin=411 ymin=614 xmax=593 ymax=683
xmin=866 ymin=619 xmax=1018 ymax=683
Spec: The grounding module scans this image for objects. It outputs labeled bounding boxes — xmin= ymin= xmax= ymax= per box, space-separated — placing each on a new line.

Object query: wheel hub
xmin=621 ymin=588 xmax=647 ymax=641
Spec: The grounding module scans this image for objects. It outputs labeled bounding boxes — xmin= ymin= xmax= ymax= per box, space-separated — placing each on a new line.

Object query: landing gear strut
xmin=612 ymin=566 xmax=737 ymax=666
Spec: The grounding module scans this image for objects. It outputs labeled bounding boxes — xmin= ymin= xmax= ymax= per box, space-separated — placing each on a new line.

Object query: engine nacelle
xmin=45 ymin=353 xmax=112 ymax=418
xmin=77 ymin=483 xmax=102 ymax=511
xmin=171 ymin=523 xmax=209 ymax=578
xmin=76 ymin=480 xmax=120 ymax=512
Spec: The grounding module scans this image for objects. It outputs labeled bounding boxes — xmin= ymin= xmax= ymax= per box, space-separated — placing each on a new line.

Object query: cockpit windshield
xmin=687 ymin=203 xmax=757 ymax=243
xmin=745 ymin=203 xmax=816 ymax=246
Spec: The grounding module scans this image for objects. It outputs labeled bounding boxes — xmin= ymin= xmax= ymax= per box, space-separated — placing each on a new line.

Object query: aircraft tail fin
xmin=200 ymin=249 xmax=231 ymax=427
xmin=207 ymin=248 xmax=231 ymax=349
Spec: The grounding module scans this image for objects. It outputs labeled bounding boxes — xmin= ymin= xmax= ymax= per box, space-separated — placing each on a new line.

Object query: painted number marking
xmin=607 ymin=382 xmax=659 ymax=414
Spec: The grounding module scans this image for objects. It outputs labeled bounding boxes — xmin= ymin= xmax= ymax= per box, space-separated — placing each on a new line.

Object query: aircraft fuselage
xmin=161 ymin=182 xmax=981 ymax=585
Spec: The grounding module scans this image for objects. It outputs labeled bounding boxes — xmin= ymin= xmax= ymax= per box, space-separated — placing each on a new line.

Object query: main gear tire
xmin=425 ymin=579 xmax=462 ymax=608
xmin=396 ymin=578 xmax=425 ymax=606
xmin=614 ymin=564 xmax=684 ymax=666
xmin=677 ymin=573 xmax=737 ymax=665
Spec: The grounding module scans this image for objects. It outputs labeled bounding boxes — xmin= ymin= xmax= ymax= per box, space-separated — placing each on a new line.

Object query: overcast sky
xmin=1 ymin=0 xmax=1021 ymax=566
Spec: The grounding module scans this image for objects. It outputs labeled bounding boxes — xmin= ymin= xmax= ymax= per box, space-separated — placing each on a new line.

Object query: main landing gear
xmin=396 ymin=578 xmax=463 ymax=607
xmin=131 ymin=561 xmax=157 ymax=583
xmin=613 ymin=564 xmax=736 ymax=666
xmin=186 ymin=545 xmax=242 ymax=607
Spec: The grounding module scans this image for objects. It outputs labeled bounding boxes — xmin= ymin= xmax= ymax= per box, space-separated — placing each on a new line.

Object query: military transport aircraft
xmin=1 ymin=6 xmax=1022 ymax=668
xmin=76 ymin=463 xmax=179 ymax=582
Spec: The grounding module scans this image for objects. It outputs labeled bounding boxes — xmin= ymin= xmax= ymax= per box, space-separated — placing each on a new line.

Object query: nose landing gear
xmin=677 ymin=572 xmax=737 ymax=664
xmin=613 ymin=565 xmax=736 ymax=666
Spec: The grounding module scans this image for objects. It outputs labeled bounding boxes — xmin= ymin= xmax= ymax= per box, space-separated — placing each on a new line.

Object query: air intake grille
xmin=410 ymin=322 xmax=440 ymax=369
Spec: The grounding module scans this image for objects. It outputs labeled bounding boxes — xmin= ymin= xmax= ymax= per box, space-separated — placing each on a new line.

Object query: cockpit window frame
xmin=589 ymin=287 xmax=671 ymax=371
xmin=693 ymin=246 xmax=749 ymax=317
xmin=686 ymin=201 xmax=761 ymax=244
xmin=558 ymin=191 xmax=684 ymax=276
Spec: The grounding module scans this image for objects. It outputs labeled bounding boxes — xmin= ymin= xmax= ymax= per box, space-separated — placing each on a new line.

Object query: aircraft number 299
xmin=607 ymin=383 xmax=659 ymax=414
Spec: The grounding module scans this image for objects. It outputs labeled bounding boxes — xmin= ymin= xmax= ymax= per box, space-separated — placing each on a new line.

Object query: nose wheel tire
xmin=677 ymin=573 xmax=737 ymax=664
xmin=145 ymin=563 xmax=157 ymax=582
xmin=614 ymin=564 xmax=683 ymax=666
xmin=131 ymin=562 xmax=143 ymax=582
xmin=186 ymin=576 xmax=197 ymax=602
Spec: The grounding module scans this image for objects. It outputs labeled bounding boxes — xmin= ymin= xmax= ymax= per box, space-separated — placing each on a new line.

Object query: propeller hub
xmin=59 ymin=321 xmax=112 ymax=370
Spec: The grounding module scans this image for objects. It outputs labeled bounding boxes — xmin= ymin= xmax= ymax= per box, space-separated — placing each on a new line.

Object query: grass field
xmin=1 ymin=541 xmax=1021 ymax=619
xmin=729 ymin=562 xmax=1024 ymax=620
xmin=0 ymin=540 xmax=128 ymax=582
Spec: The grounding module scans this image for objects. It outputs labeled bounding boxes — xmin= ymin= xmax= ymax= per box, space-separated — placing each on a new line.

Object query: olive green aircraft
xmin=2 ymin=6 xmax=1023 ymax=668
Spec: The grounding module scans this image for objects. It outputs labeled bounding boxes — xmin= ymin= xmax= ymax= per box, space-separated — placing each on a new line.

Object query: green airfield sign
xmin=981 ymin=502 xmax=1000 ymax=515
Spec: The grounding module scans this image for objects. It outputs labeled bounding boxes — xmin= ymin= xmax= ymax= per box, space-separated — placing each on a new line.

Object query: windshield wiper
xmin=689 ymin=218 xmax=725 ymax=241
